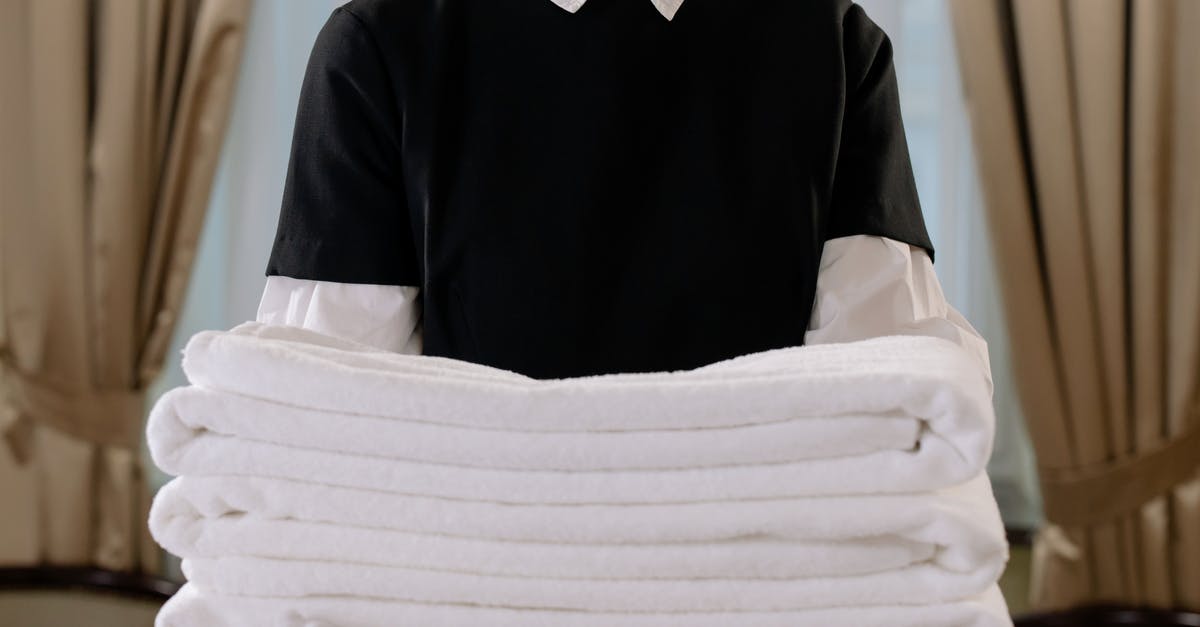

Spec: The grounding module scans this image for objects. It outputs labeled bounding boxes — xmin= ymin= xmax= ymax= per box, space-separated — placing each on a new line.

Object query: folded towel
xmin=185 ymin=322 xmax=991 ymax=434
xmin=148 ymin=430 xmax=986 ymax=504
xmin=156 ymin=582 xmax=1013 ymax=627
xmin=150 ymin=473 xmax=1006 ymax=578
xmin=149 ymin=386 xmax=920 ymax=471
xmin=149 ymin=323 xmax=1009 ymax=624
xmin=154 ymin=323 xmax=994 ymax=499
xmin=157 ymin=514 xmax=931 ymax=579
xmin=178 ymin=549 xmax=1004 ymax=612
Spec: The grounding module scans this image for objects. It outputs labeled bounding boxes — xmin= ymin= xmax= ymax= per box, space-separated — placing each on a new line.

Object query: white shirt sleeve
xmin=255 ymin=275 xmax=423 ymax=354
xmin=254 ymin=235 xmax=991 ymax=395
xmin=804 ymin=235 xmax=993 ymax=395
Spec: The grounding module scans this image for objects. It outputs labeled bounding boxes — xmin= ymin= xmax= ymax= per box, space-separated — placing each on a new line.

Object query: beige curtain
xmin=0 ymin=0 xmax=250 ymax=573
xmin=951 ymin=0 xmax=1200 ymax=611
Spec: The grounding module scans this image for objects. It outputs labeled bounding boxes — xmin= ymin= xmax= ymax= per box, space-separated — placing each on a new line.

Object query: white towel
xmin=156 ymin=582 xmax=1013 ymax=627
xmin=149 ymin=385 xmax=920 ymax=471
xmin=150 ymin=473 xmax=1005 ymax=580
xmin=153 ymin=473 xmax=1004 ymax=546
xmin=148 ymin=323 xmax=1009 ymax=624
xmin=156 ymin=477 xmax=1006 ymax=613
xmin=178 ymin=551 xmax=1005 ymax=612
xmin=151 ymin=322 xmax=995 ymax=500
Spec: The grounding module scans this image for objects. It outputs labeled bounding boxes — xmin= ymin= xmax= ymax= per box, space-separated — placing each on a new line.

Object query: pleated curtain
xmin=950 ymin=0 xmax=1200 ymax=610
xmin=0 ymin=0 xmax=250 ymax=572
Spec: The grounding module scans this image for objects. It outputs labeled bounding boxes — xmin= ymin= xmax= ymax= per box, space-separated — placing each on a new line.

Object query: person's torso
xmin=347 ymin=0 xmax=857 ymax=378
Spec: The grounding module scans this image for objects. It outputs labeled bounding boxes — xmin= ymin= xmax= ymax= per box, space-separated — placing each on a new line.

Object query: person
xmin=257 ymin=0 xmax=991 ymax=389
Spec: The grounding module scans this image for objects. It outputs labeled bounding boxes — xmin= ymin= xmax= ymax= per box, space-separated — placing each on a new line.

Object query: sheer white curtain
xmin=143 ymin=0 xmax=343 ymax=579
xmin=858 ymin=0 xmax=1042 ymax=529
xmin=147 ymin=0 xmax=1042 ymax=541
xmin=144 ymin=0 xmax=341 ymax=492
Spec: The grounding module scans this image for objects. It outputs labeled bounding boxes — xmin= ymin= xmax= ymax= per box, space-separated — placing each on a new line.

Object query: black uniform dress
xmin=266 ymin=0 xmax=933 ymax=379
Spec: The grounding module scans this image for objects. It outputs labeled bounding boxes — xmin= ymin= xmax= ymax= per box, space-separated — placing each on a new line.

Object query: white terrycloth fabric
xmin=147 ymin=322 xmax=1010 ymax=624
xmin=151 ymin=322 xmax=995 ymax=500
xmin=149 ymin=385 xmax=920 ymax=471
xmin=156 ymin=581 xmax=1013 ymax=627
xmin=177 ymin=551 xmax=1003 ymax=612
xmin=151 ymin=476 xmax=1006 ymax=613
xmin=149 ymin=473 xmax=1005 ymax=581
xmin=152 ymin=472 xmax=1005 ymax=548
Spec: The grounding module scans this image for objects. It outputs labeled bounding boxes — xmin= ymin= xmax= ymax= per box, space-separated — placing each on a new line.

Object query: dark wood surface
xmin=1015 ymin=605 xmax=1200 ymax=626
xmin=0 ymin=567 xmax=179 ymax=601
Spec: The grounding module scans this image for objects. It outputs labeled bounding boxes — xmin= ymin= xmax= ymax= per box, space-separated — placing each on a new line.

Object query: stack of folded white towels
xmin=147 ymin=321 xmax=1013 ymax=626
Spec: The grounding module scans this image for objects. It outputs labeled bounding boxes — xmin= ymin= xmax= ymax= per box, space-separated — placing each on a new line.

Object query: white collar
xmin=550 ymin=0 xmax=684 ymax=21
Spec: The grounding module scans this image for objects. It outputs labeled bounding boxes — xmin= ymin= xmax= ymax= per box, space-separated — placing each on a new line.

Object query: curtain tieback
xmin=0 ymin=364 xmax=145 ymax=463
xmin=1039 ymin=401 xmax=1200 ymax=526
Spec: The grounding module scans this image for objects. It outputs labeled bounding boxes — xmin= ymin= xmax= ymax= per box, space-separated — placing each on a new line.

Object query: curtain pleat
xmin=1166 ymin=0 xmax=1200 ymax=606
xmin=1065 ymin=0 xmax=1129 ymax=462
xmin=0 ymin=0 xmax=38 ymax=568
xmin=1010 ymin=2 xmax=1121 ymax=600
xmin=951 ymin=0 xmax=1200 ymax=611
xmin=138 ymin=0 xmax=252 ymax=383
xmin=91 ymin=0 xmax=154 ymax=391
xmin=1128 ymin=0 xmax=1176 ymax=609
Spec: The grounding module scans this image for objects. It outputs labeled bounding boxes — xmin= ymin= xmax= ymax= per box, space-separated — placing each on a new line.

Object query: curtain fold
xmin=0 ymin=0 xmax=250 ymax=572
xmin=951 ymin=0 xmax=1200 ymax=611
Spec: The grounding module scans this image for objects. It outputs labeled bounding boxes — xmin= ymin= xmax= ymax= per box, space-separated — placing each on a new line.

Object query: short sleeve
xmin=265 ymin=7 xmax=421 ymax=286
xmin=805 ymin=235 xmax=991 ymax=395
xmin=827 ymin=4 xmax=935 ymax=262
xmin=256 ymin=276 xmax=423 ymax=354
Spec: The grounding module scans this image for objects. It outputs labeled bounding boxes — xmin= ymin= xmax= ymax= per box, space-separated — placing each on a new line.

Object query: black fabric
xmin=266 ymin=0 xmax=933 ymax=379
